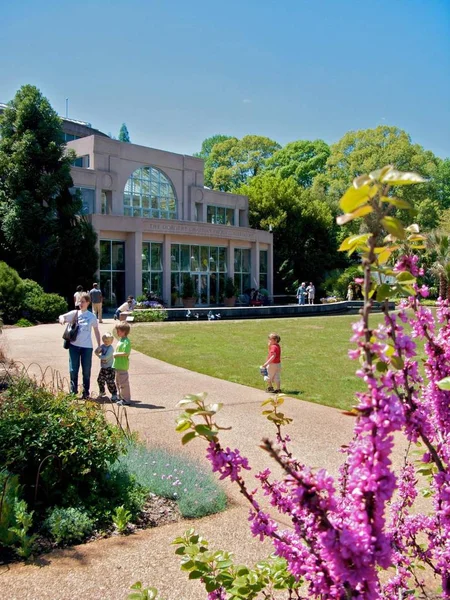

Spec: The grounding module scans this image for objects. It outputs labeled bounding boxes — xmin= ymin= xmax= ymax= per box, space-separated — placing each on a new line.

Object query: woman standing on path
xmin=59 ymin=293 xmax=101 ymax=399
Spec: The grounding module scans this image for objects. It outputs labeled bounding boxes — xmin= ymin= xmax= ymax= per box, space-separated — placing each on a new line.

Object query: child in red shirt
xmin=262 ymin=333 xmax=281 ymax=393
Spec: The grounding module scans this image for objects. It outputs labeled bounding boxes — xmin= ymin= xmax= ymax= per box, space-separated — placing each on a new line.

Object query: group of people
xmin=296 ymin=282 xmax=315 ymax=305
xmin=59 ymin=286 xmax=133 ymax=405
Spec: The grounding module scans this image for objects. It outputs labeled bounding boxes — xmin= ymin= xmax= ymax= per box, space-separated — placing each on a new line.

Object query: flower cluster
xmin=198 ymin=253 xmax=450 ymax=598
xmin=206 ymin=442 xmax=251 ymax=482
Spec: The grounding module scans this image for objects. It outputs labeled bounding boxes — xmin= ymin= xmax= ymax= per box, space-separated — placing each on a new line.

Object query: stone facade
xmin=68 ymin=135 xmax=273 ymax=307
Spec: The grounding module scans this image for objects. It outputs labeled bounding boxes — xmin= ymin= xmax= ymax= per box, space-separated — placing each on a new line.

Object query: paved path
xmin=0 ymin=320 xmax=407 ymax=599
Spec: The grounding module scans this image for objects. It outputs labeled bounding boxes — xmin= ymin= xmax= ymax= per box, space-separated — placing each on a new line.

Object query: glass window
xmin=112 ymin=241 xmax=125 ymax=270
xmin=260 ymin=250 xmax=268 ymax=289
xmin=170 ymin=244 xmax=227 ymax=305
xmin=71 ymin=187 xmax=95 ymax=214
xmin=100 ymin=240 xmax=125 ymax=305
xmin=124 ymin=166 xmax=177 ymax=220
xmin=180 ymin=245 xmax=190 ymax=272
xmin=142 ymin=242 xmax=163 ymax=297
xmin=171 ymin=245 xmax=180 ymax=271
xmin=206 ymin=205 xmax=234 ymax=226
xmin=234 ymin=248 xmax=252 ymax=296
xmin=151 ymin=244 xmax=162 ymax=270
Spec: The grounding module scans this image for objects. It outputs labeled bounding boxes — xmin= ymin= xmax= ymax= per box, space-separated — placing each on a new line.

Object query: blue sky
xmin=1 ymin=0 xmax=449 ymax=157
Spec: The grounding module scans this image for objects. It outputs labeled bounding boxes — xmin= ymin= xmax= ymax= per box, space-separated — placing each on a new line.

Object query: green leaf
xmin=188 ymin=570 xmax=204 ymax=579
xmin=336 ymin=204 xmax=373 ymax=225
xmin=376 ymin=283 xmax=392 ymax=302
xmin=437 ymin=377 xmax=450 ymax=390
xmin=390 ymin=355 xmax=404 ymax=370
xmin=376 ymin=361 xmax=388 ymax=373
xmin=353 ymin=174 xmax=372 ymax=188
xmin=380 ymin=169 xmax=427 ymax=185
xmin=194 ymin=424 xmax=217 ymax=439
xmin=381 ymin=216 xmax=406 ymax=239
xmin=181 ymin=431 xmax=197 ymax=445
xmin=380 ymin=196 xmax=413 ymax=209
xmin=339 ymin=233 xmax=370 ymax=252
xmin=369 ymin=166 xmax=393 ymax=181
xmin=396 ymin=271 xmax=416 ymax=284
xmin=175 ymin=420 xmax=191 ymax=432
xmin=339 ymin=184 xmax=374 ymax=213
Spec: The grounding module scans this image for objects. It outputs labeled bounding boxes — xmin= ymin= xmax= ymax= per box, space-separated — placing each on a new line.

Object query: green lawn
xmin=131 ymin=314 xmax=391 ymax=411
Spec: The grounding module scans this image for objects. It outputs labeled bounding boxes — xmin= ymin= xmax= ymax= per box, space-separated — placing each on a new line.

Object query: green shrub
xmin=0 ymin=377 xmax=124 ymax=509
xmin=44 ymin=507 xmax=94 ymax=544
xmin=15 ymin=318 xmax=34 ymax=327
xmin=116 ymin=442 xmax=227 ymax=518
xmin=21 ymin=279 xmax=67 ymax=323
xmin=0 ymin=470 xmax=22 ymax=547
xmin=323 ymin=265 xmax=362 ymax=298
xmin=112 ymin=505 xmax=132 ymax=533
xmin=133 ymin=309 xmax=168 ymax=322
xmin=0 ymin=262 xmax=24 ymax=323
xmin=80 ymin=465 xmax=148 ymax=525
xmin=0 ymin=470 xmax=36 ymax=558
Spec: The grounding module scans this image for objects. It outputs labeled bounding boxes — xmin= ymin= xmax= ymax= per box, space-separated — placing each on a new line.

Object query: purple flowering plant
xmin=131 ymin=167 xmax=450 ymax=599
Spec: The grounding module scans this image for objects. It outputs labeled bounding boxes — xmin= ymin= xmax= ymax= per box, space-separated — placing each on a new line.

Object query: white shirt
xmin=60 ymin=310 xmax=98 ymax=348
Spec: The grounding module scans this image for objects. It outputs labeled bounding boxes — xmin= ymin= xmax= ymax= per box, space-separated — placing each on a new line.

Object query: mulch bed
xmin=0 ymin=493 xmax=181 ymax=565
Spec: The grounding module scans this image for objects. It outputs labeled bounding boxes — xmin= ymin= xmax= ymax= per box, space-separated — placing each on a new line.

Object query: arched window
xmin=124 ymin=166 xmax=177 ymax=219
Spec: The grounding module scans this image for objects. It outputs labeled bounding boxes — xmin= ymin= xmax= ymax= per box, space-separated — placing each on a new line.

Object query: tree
xmin=193 ymin=134 xmax=232 ymax=161
xmin=205 ymin=135 xmax=281 ymax=191
xmin=0 ymin=85 xmax=98 ymax=298
xmin=238 ymin=173 xmax=340 ymax=292
xmin=315 ymin=126 xmax=441 ymax=210
xmin=265 ymin=139 xmax=330 ymax=187
xmin=426 ymin=231 xmax=450 ymax=299
xmin=118 ymin=123 xmax=130 ymax=143
xmin=415 ymin=197 xmax=441 ymax=232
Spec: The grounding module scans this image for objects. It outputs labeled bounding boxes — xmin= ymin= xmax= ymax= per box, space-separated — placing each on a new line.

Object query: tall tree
xmin=238 ymin=173 xmax=340 ymax=292
xmin=193 ymin=134 xmax=232 ymax=161
xmin=205 ymin=135 xmax=280 ymax=191
xmin=118 ymin=123 xmax=131 ymax=143
xmin=315 ymin=126 xmax=441 ymax=209
xmin=0 ymin=85 xmax=98 ymax=297
xmin=265 ymin=139 xmax=330 ymax=187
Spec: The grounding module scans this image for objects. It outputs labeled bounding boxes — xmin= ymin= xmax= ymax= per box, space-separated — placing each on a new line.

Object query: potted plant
xmin=224 ymin=276 xmax=237 ymax=307
xmin=182 ymin=275 xmax=196 ymax=308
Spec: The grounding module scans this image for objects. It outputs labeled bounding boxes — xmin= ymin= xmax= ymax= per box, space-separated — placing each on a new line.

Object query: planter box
xmin=182 ymin=297 xmax=196 ymax=308
xmin=224 ymin=297 xmax=236 ymax=307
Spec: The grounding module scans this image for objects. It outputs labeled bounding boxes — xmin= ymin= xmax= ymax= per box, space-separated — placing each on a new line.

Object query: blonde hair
xmin=102 ymin=332 xmax=114 ymax=343
xmin=268 ymin=333 xmax=281 ymax=344
xmin=115 ymin=322 xmax=131 ymax=335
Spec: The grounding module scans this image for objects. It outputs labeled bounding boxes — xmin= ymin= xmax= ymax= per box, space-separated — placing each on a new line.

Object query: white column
xmin=228 ymin=239 xmax=235 ymax=278
xmin=163 ymin=235 xmax=172 ymax=306
xmin=125 ymin=231 xmax=142 ymax=298
xmin=268 ymin=238 xmax=274 ymax=296
xmin=251 ymin=241 xmax=260 ymax=289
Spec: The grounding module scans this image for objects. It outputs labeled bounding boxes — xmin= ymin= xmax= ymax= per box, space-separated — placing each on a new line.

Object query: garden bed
xmin=0 ymin=373 xmax=226 ymax=564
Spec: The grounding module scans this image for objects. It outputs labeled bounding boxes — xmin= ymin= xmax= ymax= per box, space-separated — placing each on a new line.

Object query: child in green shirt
xmin=113 ymin=322 xmax=132 ymax=406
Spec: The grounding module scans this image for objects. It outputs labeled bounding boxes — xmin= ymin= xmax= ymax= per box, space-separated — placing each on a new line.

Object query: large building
xmin=0 ymin=103 xmax=273 ymax=307
xmin=68 ymin=135 xmax=273 ymax=307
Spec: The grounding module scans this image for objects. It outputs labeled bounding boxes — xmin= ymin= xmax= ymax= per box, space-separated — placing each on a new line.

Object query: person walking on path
xmin=113 ymin=321 xmax=132 ymax=406
xmin=306 ymin=282 xmax=315 ymax=305
xmin=296 ymin=282 xmax=307 ymax=305
xmin=59 ymin=293 xmax=101 ymax=399
xmin=73 ymin=285 xmax=84 ymax=309
xmin=261 ymin=332 xmax=282 ymax=393
xmin=89 ymin=283 xmax=103 ymax=323
xmin=95 ymin=332 xmax=118 ymax=400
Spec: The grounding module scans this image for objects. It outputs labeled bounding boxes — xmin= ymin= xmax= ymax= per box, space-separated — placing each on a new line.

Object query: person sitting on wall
xmin=114 ymin=296 xmax=136 ymax=320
